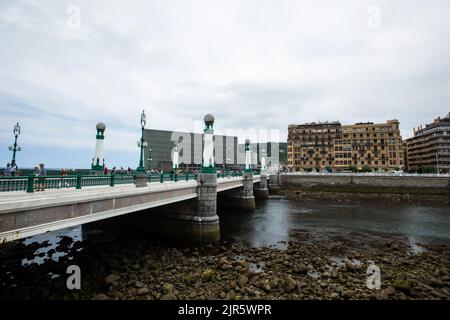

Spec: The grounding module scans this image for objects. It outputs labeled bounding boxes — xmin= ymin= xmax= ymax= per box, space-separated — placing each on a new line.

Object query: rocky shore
xmin=1 ymin=227 xmax=449 ymax=300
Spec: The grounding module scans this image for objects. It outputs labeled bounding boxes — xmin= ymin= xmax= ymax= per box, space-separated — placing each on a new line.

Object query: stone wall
xmin=280 ymin=174 xmax=450 ymax=192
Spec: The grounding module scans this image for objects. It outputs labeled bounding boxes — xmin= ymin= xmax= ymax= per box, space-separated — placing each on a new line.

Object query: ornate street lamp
xmin=8 ymin=122 xmax=22 ymax=167
xmin=136 ymin=110 xmax=147 ymax=172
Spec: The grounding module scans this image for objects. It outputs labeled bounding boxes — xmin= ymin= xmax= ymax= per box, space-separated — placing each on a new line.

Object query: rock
xmin=330 ymin=292 xmax=340 ymax=299
xmin=344 ymin=259 xmax=358 ymax=272
xmin=258 ymin=280 xmax=272 ymax=292
xmin=227 ymin=289 xmax=236 ymax=300
xmin=385 ymin=286 xmax=396 ymax=296
xmin=160 ymin=293 xmax=177 ymax=300
xmin=105 ymin=274 xmax=121 ymax=284
xmin=137 ymin=287 xmax=149 ymax=296
xmin=219 ymin=292 xmax=227 ymax=299
xmin=93 ymin=293 xmax=109 ymax=300
xmin=284 ymin=275 xmax=297 ymax=293
xmin=393 ymin=279 xmax=411 ymax=293
xmin=294 ymin=262 xmax=308 ymax=274
xmin=201 ymin=269 xmax=214 ymax=282
xmin=162 ymin=283 xmax=174 ymax=293
xmin=269 ymin=278 xmax=279 ymax=289
xmin=237 ymin=275 xmax=249 ymax=287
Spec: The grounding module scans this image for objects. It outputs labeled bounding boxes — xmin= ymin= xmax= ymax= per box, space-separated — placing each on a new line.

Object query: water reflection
xmin=19 ymin=195 xmax=450 ymax=263
xmin=220 ymin=196 xmax=450 ymax=247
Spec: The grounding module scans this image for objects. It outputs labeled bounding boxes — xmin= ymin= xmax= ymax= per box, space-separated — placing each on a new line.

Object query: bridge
xmin=0 ymin=172 xmax=278 ymax=243
xmin=1 ymin=113 xmax=284 ymax=244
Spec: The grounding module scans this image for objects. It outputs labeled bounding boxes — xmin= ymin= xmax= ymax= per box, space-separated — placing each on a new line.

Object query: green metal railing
xmin=0 ymin=171 xmax=250 ymax=193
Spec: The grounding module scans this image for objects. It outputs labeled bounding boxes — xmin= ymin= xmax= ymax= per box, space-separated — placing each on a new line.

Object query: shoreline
xmin=0 ymin=225 xmax=449 ymax=300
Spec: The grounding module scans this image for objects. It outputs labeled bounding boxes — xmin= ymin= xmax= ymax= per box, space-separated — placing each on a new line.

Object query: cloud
xmin=1 ymin=0 xmax=450 ymax=167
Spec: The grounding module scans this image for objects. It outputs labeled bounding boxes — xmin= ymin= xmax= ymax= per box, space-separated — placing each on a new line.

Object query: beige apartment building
xmin=288 ymin=120 xmax=404 ymax=172
xmin=403 ymin=113 xmax=450 ymax=173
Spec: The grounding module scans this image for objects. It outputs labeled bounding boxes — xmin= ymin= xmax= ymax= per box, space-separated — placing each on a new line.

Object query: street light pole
xmin=9 ymin=122 xmax=21 ymax=168
xmin=136 ymin=110 xmax=147 ymax=172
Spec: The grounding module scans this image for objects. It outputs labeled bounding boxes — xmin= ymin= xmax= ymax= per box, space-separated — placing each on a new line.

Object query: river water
xmin=220 ymin=196 xmax=450 ymax=247
xmin=16 ymin=195 xmax=450 ymax=267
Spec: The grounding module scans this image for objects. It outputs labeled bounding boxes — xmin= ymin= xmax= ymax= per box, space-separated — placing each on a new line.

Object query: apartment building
xmin=288 ymin=120 xmax=404 ymax=172
xmin=403 ymin=113 xmax=450 ymax=173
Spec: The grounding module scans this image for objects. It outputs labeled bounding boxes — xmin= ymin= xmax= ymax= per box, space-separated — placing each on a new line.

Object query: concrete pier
xmin=268 ymin=173 xmax=281 ymax=193
xmin=146 ymin=172 xmax=220 ymax=244
xmin=254 ymin=174 xmax=269 ymax=199
xmin=219 ymin=172 xmax=256 ymax=211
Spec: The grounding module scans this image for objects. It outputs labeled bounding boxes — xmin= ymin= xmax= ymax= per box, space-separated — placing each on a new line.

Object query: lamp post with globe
xmin=136 ymin=110 xmax=147 ymax=173
xmin=9 ymin=122 xmax=22 ymax=168
xmin=135 ymin=110 xmax=148 ymax=187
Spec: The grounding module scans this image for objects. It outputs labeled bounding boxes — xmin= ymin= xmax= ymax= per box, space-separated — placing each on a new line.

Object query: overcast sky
xmin=1 ymin=0 xmax=449 ymax=168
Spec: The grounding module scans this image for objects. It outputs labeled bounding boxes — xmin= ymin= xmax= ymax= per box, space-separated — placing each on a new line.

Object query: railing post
xmin=186 ymin=173 xmax=189 ymax=181
xmin=26 ymin=175 xmax=34 ymax=193
xmin=110 ymin=173 xmax=115 ymax=187
xmin=174 ymin=173 xmax=178 ymax=182
xmin=76 ymin=174 xmax=82 ymax=189
xmin=160 ymin=174 xmax=164 ymax=183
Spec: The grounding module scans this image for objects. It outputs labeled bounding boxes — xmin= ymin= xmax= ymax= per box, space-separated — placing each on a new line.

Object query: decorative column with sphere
xmin=240 ymin=139 xmax=256 ymax=209
xmin=244 ymin=139 xmax=252 ymax=172
xmin=172 ymin=141 xmax=179 ymax=171
xmin=190 ymin=113 xmax=220 ymax=242
xmin=255 ymin=148 xmax=269 ymax=199
xmin=202 ymin=114 xmax=216 ymax=173
xmin=217 ymin=138 xmax=256 ymax=210
xmin=157 ymin=114 xmax=220 ymax=243
xmin=91 ymin=122 xmax=106 ymax=173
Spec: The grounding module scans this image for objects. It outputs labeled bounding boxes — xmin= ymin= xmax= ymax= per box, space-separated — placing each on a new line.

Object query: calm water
xmin=219 ymin=196 xmax=450 ymax=247
xmin=19 ymin=196 xmax=450 ymax=265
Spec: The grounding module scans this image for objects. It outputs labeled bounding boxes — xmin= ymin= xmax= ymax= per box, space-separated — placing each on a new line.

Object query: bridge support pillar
xmin=254 ymin=174 xmax=269 ymax=199
xmin=219 ymin=172 xmax=256 ymax=211
xmin=268 ymin=173 xmax=281 ymax=193
xmin=240 ymin=172 xmax=257 ymax=210
xmin=187 ymin=172 xmax=221 ymax=243
xmin=158 ymin=172 xmax=220 ymax=243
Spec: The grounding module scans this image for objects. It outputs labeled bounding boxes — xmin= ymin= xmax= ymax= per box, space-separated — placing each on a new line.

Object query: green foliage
xmin=422 ymin=166 xmax=437 ymax=174
xmin=361 ymin=165 xmax=372 ymax=173
xmin=348 ymin=165 xmax=357 ymax=173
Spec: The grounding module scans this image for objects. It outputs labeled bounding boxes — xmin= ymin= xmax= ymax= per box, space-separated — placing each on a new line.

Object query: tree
xmin=422 ymin=166 xmax=437 ymax=174
xmin=348 ymin=165 xmax=357 ymax=173
xmin=361 ymin=165 xmax=372 ymax=173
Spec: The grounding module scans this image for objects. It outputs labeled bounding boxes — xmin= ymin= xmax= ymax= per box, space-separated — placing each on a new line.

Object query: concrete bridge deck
xmin=0 ymin=175 xmax=263 ymax=243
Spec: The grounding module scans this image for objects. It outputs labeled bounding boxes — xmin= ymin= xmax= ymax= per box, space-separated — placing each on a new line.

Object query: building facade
xmin=287 ymin=121 xmax=342 ymax=171
xmin=144 ymin=129 xmax=287 ymax=172
xmin=403 ymin=113 xmax=450 ymax=173
xmin=288 ymin=120 xmax=404 ymax=172
xmin=237 ymin=142 xmax=287 ymax=170
xmin=143 ymin=129 xmax=239 ymax=171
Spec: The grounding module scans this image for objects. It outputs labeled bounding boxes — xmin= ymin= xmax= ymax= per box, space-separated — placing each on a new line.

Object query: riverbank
xmin=278 ymin=187 xmax=450 ymax=205
xmin=1 ymin=226 xmax=449 ymax=300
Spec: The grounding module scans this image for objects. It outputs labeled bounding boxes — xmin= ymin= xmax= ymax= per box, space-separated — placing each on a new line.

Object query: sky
xmin=1 ymin=0 xmax=449 ymax=169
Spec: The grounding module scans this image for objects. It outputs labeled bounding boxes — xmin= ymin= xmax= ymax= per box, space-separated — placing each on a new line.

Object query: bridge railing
xmin=0 ymin=171 xmax=249 ymax=193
